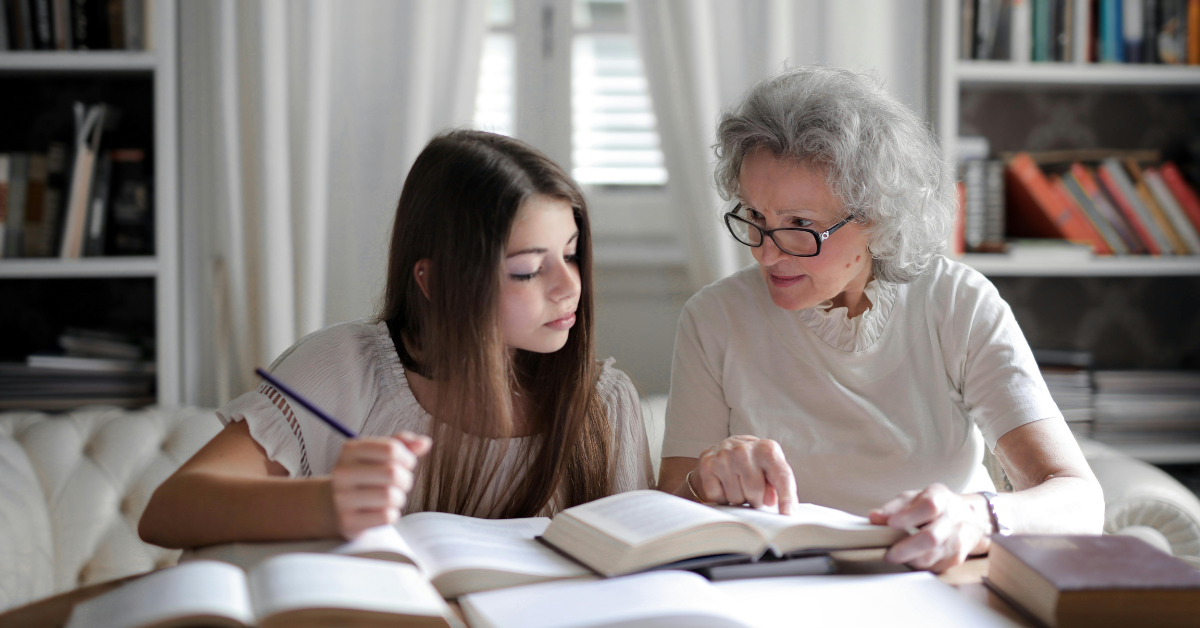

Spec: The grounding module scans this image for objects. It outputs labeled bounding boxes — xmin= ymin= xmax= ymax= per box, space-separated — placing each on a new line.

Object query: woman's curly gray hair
xmin=714 ymin=66 xmax=955 ymax=284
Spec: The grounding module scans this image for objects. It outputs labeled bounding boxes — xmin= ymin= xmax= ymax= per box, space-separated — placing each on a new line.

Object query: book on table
xmin=537 ymin=489 xmax=908 ymax=577
xmin=186 ymin=511 xmax=593 ymax=599
xmin=65 ymin=554 xmax=463 ymax=628
xmin=985 ymin=534 xmax=1200 ymax=628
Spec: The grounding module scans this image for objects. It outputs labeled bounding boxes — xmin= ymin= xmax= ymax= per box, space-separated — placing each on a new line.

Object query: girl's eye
xmin=510 ymin=269 xmax=541 ymax=281
xmin=564 ymin=253 xmax=579 ymax=265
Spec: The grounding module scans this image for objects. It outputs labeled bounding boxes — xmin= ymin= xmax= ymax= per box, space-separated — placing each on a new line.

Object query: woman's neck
xmin=829 ymin=260 xmax=875 ymax=319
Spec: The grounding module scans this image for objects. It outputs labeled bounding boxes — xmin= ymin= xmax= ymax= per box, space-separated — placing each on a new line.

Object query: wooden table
xmin=0 ymin=557 xmax=1031 ymax=628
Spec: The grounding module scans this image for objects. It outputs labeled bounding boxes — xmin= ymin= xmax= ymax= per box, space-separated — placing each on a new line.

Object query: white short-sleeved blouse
xmin=662 ymin=256 xmax=1063 ymax=516
xmin=216 ymin=319 xmax=654 ymax=517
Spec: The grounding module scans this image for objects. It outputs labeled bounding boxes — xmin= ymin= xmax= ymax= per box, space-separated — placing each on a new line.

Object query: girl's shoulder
xmin=596 ymin=358 xmax=642 ymax=423
xmin=267 ymin=319 xmax=400 ymax=388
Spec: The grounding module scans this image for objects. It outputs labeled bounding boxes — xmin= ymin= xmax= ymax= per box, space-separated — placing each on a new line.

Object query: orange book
xmin=1069 ymin=164 xmax=1145 ymax=254
xmin=1160 ymin=161 xmax=1200 ymax=232
xmin=1005 ymin=153 xmax=1107 ymax=245
xmin=1050 ymin=175 xmax=1114 ymax=254
xmin=954 ymin=180 xmax=966 ymax=255
xmin=1124 ymin=158 xmax=1188 ymax=254
xmin=1095 ymin=164 xmax=1162 ymax=255
xmin=1190 ymin=0 xmax=1200 ymax=64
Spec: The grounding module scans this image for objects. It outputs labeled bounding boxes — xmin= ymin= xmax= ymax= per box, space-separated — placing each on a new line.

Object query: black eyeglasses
xmin=724 ymin=205 xmax=856 ymax=257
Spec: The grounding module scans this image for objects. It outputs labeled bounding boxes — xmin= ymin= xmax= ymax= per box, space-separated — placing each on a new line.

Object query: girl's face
xmin=738 ymin=147 xmax=872 ymax=311
xmin=500 ymin=195 xmax=582 ymax=353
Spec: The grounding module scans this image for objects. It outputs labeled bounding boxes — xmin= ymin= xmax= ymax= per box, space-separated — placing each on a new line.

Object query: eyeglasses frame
xmin=723 ymin=205 xmax=857 ymax=257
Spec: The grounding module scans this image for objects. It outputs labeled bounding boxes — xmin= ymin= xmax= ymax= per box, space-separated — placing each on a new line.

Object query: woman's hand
xmin=693 ymin=435 xmax=798 ymax=515
xmin=868 ymin=483 xmax=991 ymax=572
xmin=331 ymin=431 xmax=432 ymax=539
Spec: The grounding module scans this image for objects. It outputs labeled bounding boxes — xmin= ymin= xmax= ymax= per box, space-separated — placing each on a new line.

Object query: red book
xmin=1070 ymin=164 xmax=1145 ymax=254
xmin=1159 ymin=161 xmax=1200 ymax=234
xmin=954 ymin=180 xmax=966 ymax=255
xmin=1050 ymin=175 xmax=1113 ymax=254
xmin=1095 ymin=164 xmax=1162 ymax=255
xmin=1005 ymin=153 xmax=1107 ymax=245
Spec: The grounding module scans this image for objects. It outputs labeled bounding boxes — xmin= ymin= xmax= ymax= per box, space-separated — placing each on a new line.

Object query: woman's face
xmin=500 ymin=194 xmax=582 ymax=353
xmin=738 ymin=148 xmax=873 ymax=311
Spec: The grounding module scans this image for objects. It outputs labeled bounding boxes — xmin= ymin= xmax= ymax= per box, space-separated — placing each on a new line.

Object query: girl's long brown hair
xmin=379 ymin=130 xmax=611 ymax=518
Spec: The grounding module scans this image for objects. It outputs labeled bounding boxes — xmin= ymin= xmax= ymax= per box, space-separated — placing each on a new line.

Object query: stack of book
xmin=1034 ymin=349 xmax=1095 ymax=436
xmin=1 ymin=0 xmax=151 ymax=51
xmin=0 ymin=103 xmax=154 ymax=259
xmin=955 ymin=136 xmax=1008 ymax=254
xmin=1091 ymin=370 xmax=1200 ymax=444
xmin=0 ymin=327 xmax=155 ymax=410
xmin=1003 ymin=151 xmax=1200 ymax=256
xmin=963 ymin=0 xmax=1200 ymax=64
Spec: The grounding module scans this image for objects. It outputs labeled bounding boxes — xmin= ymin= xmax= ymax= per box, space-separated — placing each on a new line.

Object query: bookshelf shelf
xmin=957 ymin=61 xmax=1200 ymax=88
xmin=960 ymin=253 xmax=1200 ymax=276
xmin=0 ymin=257 xmax=159 ymax=279
xmin=0 ymin=52 xmax=156 ymax=73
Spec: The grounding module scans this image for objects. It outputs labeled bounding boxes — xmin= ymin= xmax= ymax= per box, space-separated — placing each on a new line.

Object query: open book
xmin=65 ymin=554 xmax=462 ymax=628
xmin=187 ymin=512 xmax=593 ymax=599
xmin=539 ymin=490 xmax=908 ymax=577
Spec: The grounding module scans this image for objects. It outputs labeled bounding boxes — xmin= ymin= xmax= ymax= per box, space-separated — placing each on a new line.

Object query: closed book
xmin=30 ymin=0 xmax=52 ymax=49
xmin=954 ymin=180 xmax=967 ymax=255
xmin=1012 ymin=0 xmax=1033 ymax=61
xmin=52 ymin=0 xmax=67 ymax=48
xmin=0 ymin=155 xmax=8 ymax=258
xmin=0 ymin=0 xmax=8 ymax=49
xmin=107 ymin=148 xmax=153 ymax=255
xmin=1124 ymin=157 xmax=1189 ymax=253
xmin=1099 ymin=0 xmax=1122 ymax=61
xmin=14 ymin=0 xmax=34 ymax=50
xmin=986 ymin=535 xmax=1200 ymax=628
xmin=41 ymin=142 xmax=69 ymax=257
xmin=1107 ymin=157 xmax=1183 ymax=252
xmin=1005 ymin=153 xmax=1101 ymax=243
xmin=1071 ymin=0 xmax=1090 ymax=61
xmin=1056 ymin=172 xmax=1118 ymax=254
xmin=60 ymin=103 xmax=106 ymax=259
xmin=1159 ymin=161 xmax=1200 ymax=232
xmin=83 ymin=150 xmax=111 ymax=256
xmin=1191 ymin=0 xmax=1200 ymax=63
xmin=1122 ymin=0 xmax=1144 ymax=61
xmin=1096 ymin=160 xmax=1166 ymax=253
xmin=984 ymin=159 xmax=1007 ymax=248
xmin=962 ymin=0 xmax=976 ymax=59
xmin=1071 ymin=163 xmax=1145 ymax=253
xmin=965 ymin=159 xmax=987 ymax=250
xmin=1160 ymin=0 xmax=1189 ymax=63
xmin=1144 ymin=0 xmax=1161 ymax=63
xmin=5 ymin=153 xmax=29 ymax=258
xmin=1143 ymin=167 xmax=1200 ymax=254
xmin=1034 ymin=0 xmax=1052 ymax=60
xmin=22 ymin=153 xmax=47 ymax=257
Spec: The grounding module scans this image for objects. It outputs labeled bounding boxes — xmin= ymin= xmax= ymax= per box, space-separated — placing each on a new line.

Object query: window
xmin=474 ymin=0 xmax=668 ymax=189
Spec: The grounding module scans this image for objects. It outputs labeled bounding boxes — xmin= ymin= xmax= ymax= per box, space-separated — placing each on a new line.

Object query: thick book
xmin=65 ymin=555 xmax=463 ymax=628
xmin=188 ymin=512 xmax=592 ymax=599
xmin=537 ymin=490 xmax=906 ymax=578
xmin=1159 ymin=161 xmax=1200 ymax=233
xmin=986 ymin=535 xmax=1200 ymax=628
xmin=1005 ymin=153 xmax=1102 ymax=246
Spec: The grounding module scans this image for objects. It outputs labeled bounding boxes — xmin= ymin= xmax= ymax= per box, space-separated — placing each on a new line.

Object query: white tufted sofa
xmin=2 ymin=402 xmax=1199 ymax=614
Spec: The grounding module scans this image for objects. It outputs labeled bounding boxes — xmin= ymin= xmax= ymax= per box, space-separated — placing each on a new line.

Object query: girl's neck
xmin=404 ymin=369 xmax=534 ymax=438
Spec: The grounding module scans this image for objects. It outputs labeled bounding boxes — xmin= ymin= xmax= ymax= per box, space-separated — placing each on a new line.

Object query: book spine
xmin=1144 ymin=0 xmax=1161 ymax=62
xmin=985 ymin=159 xmax=1007 ymax=248
xmin=15 ymin=0 xmax=35 ymax=49
xmin=43 ymin=142 xmax=69 ymax=256
xmin=1190 ymin=0 xmax=1200 ymax=63
xmin=0 ymin=0 xmax=9 ymax=50
xmin=52 ymin=0 xmax=67 ymax=48
xmin=954 ymin=180 xmax=967 ymax=255
xmin=0 ymin=155 xmax=8 ymax=258
xmin=1005 ymin=153 xmax=1076 ymax=238
xmin=83 ymin=151 xmax=111 ymax=257
xmin=1158 ymin=161 xmax=1200 ymax=231
xmin=1054 ymin=174 xmax=1118 ymax=253
xmin=22 ymin=153 xmax=47 ymax=258
xmin=1160 ymin=0 xmax=1187 ymax=63
xmin=5 ymin=154 xmax=30 ymax=258
xmin=1034 ymin=0 xmax=1050 ymax=60
xmin=977 ymin=0 xmax=994 ymax=59
xmin=1096 ymin=162 xmax=1165 ymax=253
xmin=1061 ymin=0 xmax=1074 ymax=60
xmin=1073 ymin=0 xmax=1091 ymax=60
xmin=31 ymin=0 xmax=52 ymax=48
xmin=1061 ymin=171 xmax=1122 ymax=253
xmin=121 ymin=0 xmax=138 ymax=49
xmin=963 ymin=0 xmax=978 ymax=59
xmin=965 ymin=159 xmax=987 ymax=250
xmin=1121 ymin=158 xmax=1187 ymax=253
xmin=1144 ymin=168 xmax=1200 ymax=253
xmin=1013 ymin=0 xmax=1033 ymax=61
xmin=70 ymin=0 xmax=85 ymax=47
xmin=1123 ymin=0 xmax=1145 ymax=60
xmin=105 ymin=0 xmax=120 ymax=48
xmin=1072 ymin=163 xmax=1147 ymax=253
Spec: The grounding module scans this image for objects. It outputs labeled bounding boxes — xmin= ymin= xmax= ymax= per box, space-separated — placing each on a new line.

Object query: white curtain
xmin=630 ymin=0 xmax=928 ymax=289
xmin=179 ymin=0 xmax=487 ymax=406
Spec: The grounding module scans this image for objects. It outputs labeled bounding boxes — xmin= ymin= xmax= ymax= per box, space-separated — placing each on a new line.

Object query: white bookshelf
xmin=956 ymin=60 xmax=1200 ymax=87
xmin=959 ymin=253 xmax=1200 ymax=276
xmin=0 ymin=0 xmax=179 ymax=406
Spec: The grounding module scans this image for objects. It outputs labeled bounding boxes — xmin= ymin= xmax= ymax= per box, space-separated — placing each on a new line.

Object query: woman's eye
xmin=791 ymin=218 xmax=814 ymax=228
xmin=509 ymin=267 xmax=542 ymax=281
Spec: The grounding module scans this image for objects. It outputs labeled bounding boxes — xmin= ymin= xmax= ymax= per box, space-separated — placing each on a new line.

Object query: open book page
xmin=715 ymin=573 xmax=1017 ymax=628
xmin=181 ymin=524 xmax=420 ymax=573
xmin=397 ymin=512 xmax=591 ymax=582
xmin=460 ymin=571 xmax=752 ymax=628
xmin=562 ymin=490 xmax=745 ymax=546
xmin=65 ymin=560 xmax=254 ymax=628
xmin=247 ymin=553 xmax=454 ymax=626
xmin=715 ymin=503 xmax=903 ymax=552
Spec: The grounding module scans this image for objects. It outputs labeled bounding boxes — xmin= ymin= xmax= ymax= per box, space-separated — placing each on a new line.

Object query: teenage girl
xmin=139 ymin=130 xmax=654 ymax=548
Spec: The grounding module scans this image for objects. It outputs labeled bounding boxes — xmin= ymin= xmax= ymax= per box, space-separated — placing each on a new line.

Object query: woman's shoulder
xmin=915 ymin=255 xmax=1009 ymax=323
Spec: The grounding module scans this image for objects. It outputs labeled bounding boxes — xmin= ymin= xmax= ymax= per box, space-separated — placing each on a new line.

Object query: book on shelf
xmin=537 ymin=490 xmax=907 ymax=578
xmin=65 ymin=555 xmax=463 ymax=628
xmin=187 ymin=512 xmax=593 ymax=600
xmin=985 ymin=534 xmax=1200 ymax=628
xmin=1005 ymin=152 xmax=1105 ymax=251
xmin=1123 ymin=157 xmax=1191 ymax=253
xmin=1091 ymin=370 xmax=1200 ymax=443
xmin=3 ymin=153 xmax=28 ymax=257
xmin=1051 ymin=173 xmax=1117 ymax=254
xmin=0 ymin=154 xmax=7 ymax=257
xmin=26 ymin=354 xmax=154 ymax=373
xmin=1068 ymin=163 xmax=1145 ymax=253
xmin=1144 ymin=166 xmax=1200 ymax=253
xmin=1097 ymin=158 xmax=1177 ymax=254
xmin=107 ymin=148 xmax=153 ymax=255
xmin=1158 ymin=161 xmax=1200 ymax=233
xmin=60 ymin=102 xmax=106 ymax=259
xmin=2 ymin=0 xmax=149 ymax=50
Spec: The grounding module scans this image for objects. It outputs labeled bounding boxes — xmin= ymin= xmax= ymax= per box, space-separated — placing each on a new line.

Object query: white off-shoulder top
xmin=216 ymin=319 xmax=654 ymax=517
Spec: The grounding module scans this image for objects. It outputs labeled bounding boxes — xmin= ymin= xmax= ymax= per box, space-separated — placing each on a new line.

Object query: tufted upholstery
xmin=0 ymin=406 xmax=223 ymax=613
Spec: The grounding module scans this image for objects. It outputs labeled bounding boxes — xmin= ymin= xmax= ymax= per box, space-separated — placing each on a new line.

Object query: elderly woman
xmin=658 ymin=66 xmax=1104 ymax=572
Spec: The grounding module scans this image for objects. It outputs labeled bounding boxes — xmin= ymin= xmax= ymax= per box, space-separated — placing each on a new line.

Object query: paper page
xmin=330 ymin=523 xmax=422 ymax=567
xmin=715 ymin=573 xmax=1019 ymax=628
xmin=183 ymin=525 xmax=420 ymax=573
xmin=460 ymin=571 xmax=751 ymax=628
xmin=563 ymin=490 xmax=741 ymax=546
xmin=397 ymin=512 xmax=589 ymax=579
xmin=65 ymin=560 xmax=254 ymax=628
xmin=716 ymin=503 xmax=877 ymax=539
xmin=247 ymin=553 xmax=447 ymax=621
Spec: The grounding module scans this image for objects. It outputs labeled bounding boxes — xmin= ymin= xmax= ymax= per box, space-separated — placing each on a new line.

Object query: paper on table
xmin=65 ymin=561 xmax=254 ymax=628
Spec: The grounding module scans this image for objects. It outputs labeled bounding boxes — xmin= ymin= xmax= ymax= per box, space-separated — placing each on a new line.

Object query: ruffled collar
xmin=797 ymin=278 xmax=898 ymax=352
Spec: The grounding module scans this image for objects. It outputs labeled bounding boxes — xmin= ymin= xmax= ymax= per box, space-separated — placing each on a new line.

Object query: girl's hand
xmin=330 ymin=431 xmax=432 ymax=539
xmin=868 ymin=483 xmax=991 ymax=572
xmin=694 ymin=435 xmax=798 ymax=514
